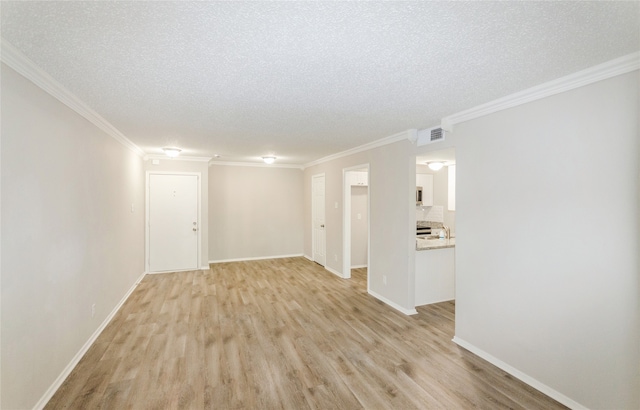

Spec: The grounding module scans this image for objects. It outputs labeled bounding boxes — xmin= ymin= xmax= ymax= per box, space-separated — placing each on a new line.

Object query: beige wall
xmin=452 ymin=72 xmax=639 ymax=409
xmin=303 ymin=138 xmax=416 ymax=312
xmin=208 ymin=165 xmax=304 ymax=262
xmin=1 ymin=65 xmax=145 ymax=409
xmin=144 ymin=159 xmax=209 ymax=268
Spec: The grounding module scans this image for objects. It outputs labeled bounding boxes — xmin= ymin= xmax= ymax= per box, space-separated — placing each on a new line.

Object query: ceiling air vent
xmin=417 ymin=126 xmax=446 ymax=146
xmin=430 ymin=127 xmax=444 ymax=142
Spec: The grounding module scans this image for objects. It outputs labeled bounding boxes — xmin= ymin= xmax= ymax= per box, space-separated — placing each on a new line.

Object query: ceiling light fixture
xmin=427 ymin=161 xmax=444 ymax=171
xmin=162 ymin=147 xmax=182 ymax=158
xmin=262 ymin=156 xmax=276 ymax=164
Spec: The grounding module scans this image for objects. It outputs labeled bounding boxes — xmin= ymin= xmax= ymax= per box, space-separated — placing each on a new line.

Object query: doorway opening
xmin=343 ymin=165 xmax=370 ymax=290
xmin=415 ymin=148 xmax=456 ymax=307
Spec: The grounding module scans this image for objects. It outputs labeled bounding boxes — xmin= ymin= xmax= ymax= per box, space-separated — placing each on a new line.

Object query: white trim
xmin=452 ymin=336 xmax=587 ymax=410
xmin=303 ymin=254 xmax=313 ymax=261
xmin=209 ymin=160 xmax=303 ymax=169
xmin=200 ymin=265 xmax=210 ymax=270
xmin=303 ymin=129 xmax=416 ymax=169
xmin=144 ymin=155 xmax=212 ymax=163
xmin=145 ymin=268 xmax=204 ymax=275
xmin=367 ymin=289 xmax=418 ymax=316
xmin=325 ymin=265 xmax=345 ymax=278
xmin=209 ymin=253 xmax=304 ymax=264
xmin=1 ymin=38 xmax=145 ymax=158
xmin=33 ymin=272 xmax=146 ymax=410
xmin=442 ymin=51 xmax=640 ymax=129
xmin=350 ymin=264 xmax=368 ymax=269
xmin=145 ymin=171 xmax=202 ymax=273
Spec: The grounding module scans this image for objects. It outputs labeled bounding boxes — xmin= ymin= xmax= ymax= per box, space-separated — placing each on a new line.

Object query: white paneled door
xmin=148 ymin=174 xmax=199 ymax=272
xmin=312 ymin=174 xmax=326 ymax=266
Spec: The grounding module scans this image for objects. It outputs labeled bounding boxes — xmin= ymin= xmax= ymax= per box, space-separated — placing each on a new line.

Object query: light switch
xmin=334 ymin=202 xmax=338 ymax=209
xmin=357 ymin=213 xmax=362 ymax=220
xmin=130 ymin=204 xmax=134 ymax=213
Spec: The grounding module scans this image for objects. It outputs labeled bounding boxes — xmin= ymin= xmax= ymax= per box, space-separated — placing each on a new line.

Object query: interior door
xmin=148 ymin=174 xmax=199 ymax=272
xmin=312 ymin=174 xmax=326 ymax=266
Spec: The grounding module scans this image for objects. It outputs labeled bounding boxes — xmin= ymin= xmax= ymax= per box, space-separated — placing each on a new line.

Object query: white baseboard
xmin=146 ymin=268 xmax=203 ymax=275
xmin=368 ymin=289 xmax=418 ymax=316
xmin=415 ymin=297 xmax=455 ymax=307
xmin=209 ymin=253 xmax=304 ymax=264
xmin=451 ymin=336 xmax=587 ymax=410
xmin=325 ymin=265 xmax=345 ymax=278
xmin=350 ymin=264 xmax=368 ymax=269
xmin=34 ymin=272 xmax=146 ymax=410
xmin=199 ymin=265 xmax=210 ymax=271
xmin=303 ymin=254 xmax=313 ymax=261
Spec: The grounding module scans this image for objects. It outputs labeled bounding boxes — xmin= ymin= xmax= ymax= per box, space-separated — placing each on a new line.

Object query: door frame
xmin=311 ymin=173 xmax=326 ymax=267
xmin=145 ymin=171 xmax=202 ymax=273
xmin=343 ymin=164 xmax=370 ymax=282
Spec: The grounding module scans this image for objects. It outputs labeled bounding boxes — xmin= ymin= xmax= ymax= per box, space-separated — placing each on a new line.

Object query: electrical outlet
xmin=383 ymin=275 xmax=387 ymax=285
xmin=91 ymin=303 xmax=96 ymax=318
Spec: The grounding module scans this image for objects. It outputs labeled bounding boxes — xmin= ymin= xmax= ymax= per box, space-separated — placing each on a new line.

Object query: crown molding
xmin=209 ymin=160 xmax=303 ymax=169
xmin=442 ymin=51 xmax=640 ymax=130
xmin=302 ymin=129 xmax=417 ymax=169
xmin=144 ymin=154 xmax=212 ymax=162
xmin=1 ymin=38 xmax=146 ymax=157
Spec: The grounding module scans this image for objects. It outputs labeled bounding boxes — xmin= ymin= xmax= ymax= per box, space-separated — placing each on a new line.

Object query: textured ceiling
xmin=2 ymin=1 xmax=639 ymax=165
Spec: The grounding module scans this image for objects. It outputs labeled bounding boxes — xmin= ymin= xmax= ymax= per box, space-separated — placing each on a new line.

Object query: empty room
xmin=1 ymin=2 xmax=639 ymax=409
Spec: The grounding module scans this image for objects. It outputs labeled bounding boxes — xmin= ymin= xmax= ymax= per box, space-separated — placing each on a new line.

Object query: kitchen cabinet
xmin=349 ymin=171 xmax=368 ymax=186
xmin=415 ymin=247 xmax=455 ymax=306
xmin=416 ymin=173 xmax=433 ymax=206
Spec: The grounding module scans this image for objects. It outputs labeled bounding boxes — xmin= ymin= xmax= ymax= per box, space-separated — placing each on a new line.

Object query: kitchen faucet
xmin=441 ymin=225 xmax=451 ymax=239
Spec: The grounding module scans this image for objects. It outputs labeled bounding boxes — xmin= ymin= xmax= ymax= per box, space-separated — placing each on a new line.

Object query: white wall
xmin=350 ymin=185 xmax=368 ymax=267
xmin=453 ymin=71 xmax=639 ymax=409
xmin=209 ymin=165 xmax=304 ymax=262
xmin=144 ymin=159 xmax=209 ymax=268
xmin=1 ymin=64 xmax=145 ymax=409
xmin=304 ymin=138 xmax=416 ymax=313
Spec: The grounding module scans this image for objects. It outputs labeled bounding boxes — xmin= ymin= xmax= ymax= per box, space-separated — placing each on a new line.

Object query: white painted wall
xmin=350 ymin=186 xmax=368 ymax=267
xmin=208 ymin=165 xmax=304 ymax=262
xmin=453 ymin=71 xmax=639 ymax=409
xmin=144 ymin=159 xmax=209 ymax=268
xmin=1 ymin=64 xmax=145 ymax=409
xmin=304 ymin=138 xmax=416 ymax=313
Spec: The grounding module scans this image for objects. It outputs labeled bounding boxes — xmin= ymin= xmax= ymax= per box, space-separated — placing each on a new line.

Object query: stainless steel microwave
xmin=416 ymin=186 xmax=423 ymax=206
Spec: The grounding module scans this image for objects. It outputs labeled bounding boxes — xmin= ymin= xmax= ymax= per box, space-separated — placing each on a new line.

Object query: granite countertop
xmin=416 ymin=236 xmax=456 ymax=251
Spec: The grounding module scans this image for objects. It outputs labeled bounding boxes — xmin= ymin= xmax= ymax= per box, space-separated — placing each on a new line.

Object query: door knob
xmin=193 ymin=228 xmax=197 ymax=231
xmin=321 ymin=224 xmax=325 ymax=228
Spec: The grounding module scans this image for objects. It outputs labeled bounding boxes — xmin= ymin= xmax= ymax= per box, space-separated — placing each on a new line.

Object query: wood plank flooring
xmin=46 ymin=257 xmax=566 ymax=409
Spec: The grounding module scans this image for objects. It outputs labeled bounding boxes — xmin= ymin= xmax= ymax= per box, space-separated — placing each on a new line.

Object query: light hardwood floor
xmin=46 ymin=257 xmax=566 ymax=409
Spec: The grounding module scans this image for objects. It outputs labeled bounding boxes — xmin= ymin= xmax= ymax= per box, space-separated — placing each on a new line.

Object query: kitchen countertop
xmin=416 ymin=236 xmax=455 ymax=251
